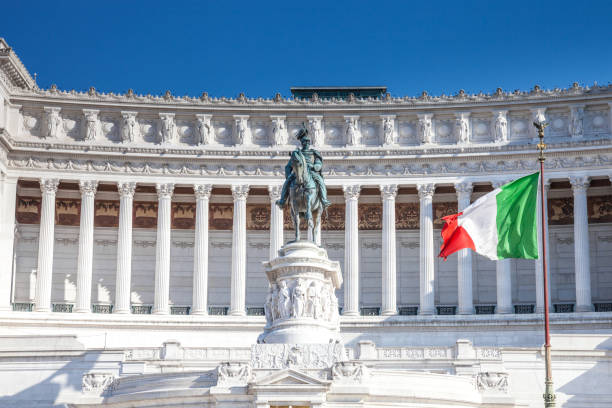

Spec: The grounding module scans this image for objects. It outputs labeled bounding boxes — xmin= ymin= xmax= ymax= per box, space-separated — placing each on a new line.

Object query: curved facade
xmin=0 ymin=39 xmax=611 ymax=407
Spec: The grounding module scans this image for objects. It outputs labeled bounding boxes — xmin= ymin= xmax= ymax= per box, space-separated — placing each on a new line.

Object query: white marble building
xmin=0 ymin=38 xmax=611 ymax=407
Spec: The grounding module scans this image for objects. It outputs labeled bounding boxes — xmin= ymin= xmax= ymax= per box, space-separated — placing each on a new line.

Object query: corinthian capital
xmin=79 ymin=180 xmax=98 ymax=196
xmin=156 ymin=183 xmax=175 ymax=199
xmin=194 ymin=184 xmax=213 ymax=199
xmin=40 ymin=178 xmax=59 ymax=195
xmin=343 ymin=184 xmax=361 ymax=201
xmin=268 ymin=184 xmax=282 ymax=201
xmin=417 ymin=183 xmax=435 ymax=199
xmin=454 ymin=181 xmax=473 ymax=195
xmin=380 ymin=184 xmax=398 ymax=200
xmin=569 ymin=175 xmax=590 ymax=192
xmin=231 ymin=184 xmax=250 ymax=201
xmin=117 ymin=182 xmax=136 ymax=198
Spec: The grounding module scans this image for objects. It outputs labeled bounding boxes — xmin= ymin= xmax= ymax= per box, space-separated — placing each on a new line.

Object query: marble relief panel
xmin=139 ymin=117 xmax=158 ymax=144
xmin=94 ymin=201 xmax=119 ymax=227
xmin=172 ymin=203 xmax=195 ymax=229
xmin=548 ymin=198 xmax=573 ymax=225
xmin=360 ymin=120 xmax=379 ymax=146
xmin=16 ymin=197 xmax=41 ymax=224
xmin=397 ymin=119 xmax=418 ymax=145
xmin=209 ymin=204 xmax=233 ymax=230
xmin=246 ymin=204 xmax=270 ymax=230
xmin=588 ymin=195 xmax=612 ymax=223
xmin=176 ymin=118 xmax=195 ymax=145
xmin=250 ymin=121 xmax=270 ymax=146
xmin=99 ymin=113 xmax=121 ymax=142
xmin=509 ymin=113 xmax=530 ymax=141
xmin=547 ymin=111 xmax=570 ymax=139
xmin=20 ymin=108 xmax=43 ymax=137
xmin=433 ymin=202 xmax=458 ymax=229
xmin=213 ymin=121 xmax=232 ymax=146
xmin=434 ymin=117 xmax=455 ymax=144
xmin=324 ymin=121 xmax=344 ymax=147
xmin=396 ymin=203 xmax=419 ymax=230
xmin=586 ymin=108 xmax=610 ymax=134
xmin=55 ymin=199 xmax=81 ymax=226
xmin=133 ymin=202 xmax=158 ymax=228
xmin=358 ymin=204 xmax=382 ymax=230
xmin=471 ymin=114 xmax=491 ymax=143
xmin=61 ymin=110 xmax=83 ymax=141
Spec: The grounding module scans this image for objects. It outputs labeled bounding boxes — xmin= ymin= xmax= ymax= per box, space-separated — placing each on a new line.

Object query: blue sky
xmin=3 ymin=1 xmax=611 ymax=98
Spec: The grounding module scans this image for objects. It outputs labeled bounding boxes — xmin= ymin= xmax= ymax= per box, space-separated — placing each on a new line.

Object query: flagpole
xmin=534 ymin=121 xmax=556 ymax=407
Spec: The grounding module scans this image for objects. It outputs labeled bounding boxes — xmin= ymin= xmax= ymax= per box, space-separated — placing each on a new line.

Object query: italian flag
xmin=439 ymin=172 xmax=540 ymax=261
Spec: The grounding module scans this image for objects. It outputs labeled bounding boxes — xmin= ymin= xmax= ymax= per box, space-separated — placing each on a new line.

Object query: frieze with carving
xmin=55 ymin=198 xmax=80 ymax=226
xmin=247 ymin=204 xmax=270 ymax=230
xmin=396 ymin=203 xmax=419 ymax=229
xmin=81 ymin=373 xmax=118 ymax=393
xmin=433 ymin=202 xmax=458 ymax=228
xmin=588 ymin=195 xmax=612 ymax=223
xmin=548 ymin=197 xmax=573 ymax=225
xmin=251 ymin=343 xmax=344 ymax=370
xmin=216 ymin=362 xmax=252 ymax=387
xmin=476 ymin=372 xmax=509 ymax=393
xmin=322 ymin=204 xmax=345 ymax=230
xmin=95 ymin=201 xmax=119 ymax=227
xmin=16 ymin=197 xmax=41 ymax=224
xmin=172 ymin=202 xmax=195 ymax=229
xmin=209 ymin=204 xmax=233 ymax=230
xmin=133 ymin=202 xmax=158 ymax=228
xmin=359 ymin=204 xmax=382 ymax=230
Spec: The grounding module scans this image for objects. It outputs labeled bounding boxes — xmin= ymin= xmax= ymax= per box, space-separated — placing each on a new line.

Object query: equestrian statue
xmin=276 ymin=124 xmax=332 ymax=244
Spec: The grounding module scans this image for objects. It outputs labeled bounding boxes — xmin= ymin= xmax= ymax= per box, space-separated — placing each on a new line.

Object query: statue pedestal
xmin=259 ymin=241 xmax=343 ymax=344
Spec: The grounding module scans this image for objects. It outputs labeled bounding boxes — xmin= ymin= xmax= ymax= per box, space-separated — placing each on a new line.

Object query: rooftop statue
xmin=276 ymin=124 xmax=331 ymax=244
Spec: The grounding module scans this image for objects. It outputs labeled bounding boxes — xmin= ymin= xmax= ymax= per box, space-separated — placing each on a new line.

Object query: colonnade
xmin=8 ymin=176 xmax=599 ymax=315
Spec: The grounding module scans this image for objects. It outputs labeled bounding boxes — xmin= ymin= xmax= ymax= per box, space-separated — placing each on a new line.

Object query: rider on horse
xmin=276 ymin=126 xmax=332 ymax=210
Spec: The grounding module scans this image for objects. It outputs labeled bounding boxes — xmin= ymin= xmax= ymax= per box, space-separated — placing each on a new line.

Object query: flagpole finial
xmin=534 ymin=121 xmax=548 ymax=163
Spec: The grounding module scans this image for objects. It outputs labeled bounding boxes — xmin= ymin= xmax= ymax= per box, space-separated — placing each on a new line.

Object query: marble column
xmin=570 ymin=176 xmax=593 ymax=312
xmin=492 ymin=180 xmax=513 ymax=314
xmin=268 ymin=185 xmax=283 ymax=259
xmin=380 ymin=184 xmax=398 ymax=316
xmin=34 ymin=178 xmax=59 ymax=312
xmin=230 ymin=184 xmax=249 ymax=316
xmin=454 ymin=182 xmax=474 ymax=315
xmin=75 ymin=180 xmax=98 ymax=313
xmin=152 ymin=183 xmax=174 ymax=315
xmin=417 ymin=183 xmax=435 ymax=315
xmin=114 ymin=182 xmax=136 ymax=314
xmin=192 ymin=184 xmax=212 ymax=315
xmin=535 ymin=180 xmax=552 ymax=313
xmin=343 ymin=184 xmax=361 ymax=316
xmin=0 ymin=175 xmax=17 ymax=311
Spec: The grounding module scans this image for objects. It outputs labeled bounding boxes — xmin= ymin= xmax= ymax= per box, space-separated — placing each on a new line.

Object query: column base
xmin=342 ymin=311 xmax=360 ymax=317
xmin=575 ymin=304 xmax=594 ymax=312
xmin=496 ymin=306 xmax=513 ymax=314
xmin=191 ymin=310 xmax=208 ymax=316
xmin=457 ymin=307 xmax=475 ymax=315
xmin=229 ymin=310 xmax=246 ymax=317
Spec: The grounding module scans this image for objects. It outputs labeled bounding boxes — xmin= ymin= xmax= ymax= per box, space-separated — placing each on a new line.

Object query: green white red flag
xmin=439 ymin=172 xmax=540 ymax=260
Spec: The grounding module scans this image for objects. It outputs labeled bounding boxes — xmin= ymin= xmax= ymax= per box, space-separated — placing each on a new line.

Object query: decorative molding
xmin=81 ymin=373 xmax=118 ymax=393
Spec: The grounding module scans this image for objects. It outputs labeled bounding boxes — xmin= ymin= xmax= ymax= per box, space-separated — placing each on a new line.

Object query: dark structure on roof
xmin=290 ymin=86 xmax=387 ymax=100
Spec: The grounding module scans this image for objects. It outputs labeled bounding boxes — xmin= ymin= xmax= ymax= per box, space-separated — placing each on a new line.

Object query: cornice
xmin=0 ymin=39 xmax=36 ymax=90
xmin=8 ymin=83 xmax=612 ymax=111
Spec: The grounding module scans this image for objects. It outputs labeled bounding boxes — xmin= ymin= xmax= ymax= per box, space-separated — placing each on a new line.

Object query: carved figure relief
xmin=548 ymin=198 xmax=573 ymax=225
xmin=345 ymin=116 xmax=360 ymax=146
xmin=133 ymin=202 xmax=158 ymax=228
xmin=433 ymin=202 xmax=458 ymax=228
xmin=217 ymin=362 xmax=252 ymax=386
xmin=455 ymin=114 xmax=470 ymax=144
xmin=271 ymin=116 xmax=288 ymax=145
xmin=332 ymin=361 xmax=367 ymax=383
xmin=82 ymin=110 xmax=100 ymax=141
xmin=172 ymin=203 xmax=196 ymax=229
xmin=569 ymin=106 xmax=584 ymax=138
xmin=417 ymin=114 xmax=433 ymax=144
xmin=234 ymin=116 xmax=251 ymax=145
xmin=359 ymin=204 xmax=382 ymax=230
xmin=195 ymin=114 xmax=215 ymax=145
xmin=251 ymin=343 xmax=344 ymax=370
xmin=159 ymin=113 xmax=176 ymax=144
xmin=382 ymin=116 xmax=395 ymax=145
xmin=588 ymin=195 xmax=612 ymax=223
xmin=307 ymin=116 xmax=324 ymax=146
xmin=82 ymin=373 xmax=118 ymax=393
xmin=247 ymin=205 xmax=270 ymax=230
xmin=43 ymin=107 xmax=63 ymax=138
xmin=209 ymin=204 xmax=233 ymax=230
xmin=94 ymin=201 xmax=120 ymax=227
xmin=476 ymin=372 xmax=509 ymax=393
xmin=120 ymin=112 xmax=139 ymax=143
xmin=494 ymin=111 xmax=508 ymax=143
